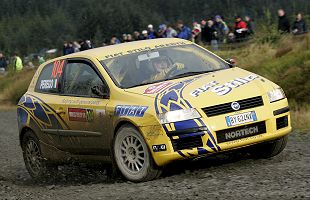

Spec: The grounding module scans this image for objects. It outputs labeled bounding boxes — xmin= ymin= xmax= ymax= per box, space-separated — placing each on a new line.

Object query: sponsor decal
xmin=225 ymin=126 xmax=259 ymax=140
xmin=39 ymin=79 xmax=58 ymax=90
xmin=154 ymin=41 xmax=187 ymax=49
xmin=96 ymin=109 xmax=105 ymax=118
xmin=152 ymin=144 xmax=167 ymax=152
xmin=190 ymin=74 xmax=258 ymax=97
xmin=62 ymin=99 xmax=100 ymax=105
xmin=144 ymin=82 xmax=172 ymax=94
xmin=104 ymin=41 xmax=188 ymax=60
xmin=217 ymin=121 xmax=265 ymax=143
xmin=105 ymin=52 xmax=125 ymax=59
xmin=51 ymin=60 xmax=65 ymax=78
xmin=68 ymin=108 xmax=94 ymax=122
xmin=86 ymin=109 xmax=94 ymax=121
xmin=115 ymin=105 xmax=148 ymax=117
xmin=127 ymin=47 xmax=152 ymax=54
xmin=225 ymin=134 xmax=263 ymax=145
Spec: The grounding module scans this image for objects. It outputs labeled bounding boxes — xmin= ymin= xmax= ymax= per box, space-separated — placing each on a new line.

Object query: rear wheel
xmin=22 ymin=130 xmax=57 ymax=181
xmin=249 ymin=135 xmax=288 ymax=158
xmin=113 ymin=125 xmax=162 ymax=182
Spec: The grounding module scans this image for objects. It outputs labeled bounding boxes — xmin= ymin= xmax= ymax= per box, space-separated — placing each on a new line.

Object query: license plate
xmin=226 ymin=111 xmax=257 ymax=127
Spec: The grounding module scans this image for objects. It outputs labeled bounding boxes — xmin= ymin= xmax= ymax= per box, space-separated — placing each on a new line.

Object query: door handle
xmin=55 ymin=108 xmax=66 ymax=114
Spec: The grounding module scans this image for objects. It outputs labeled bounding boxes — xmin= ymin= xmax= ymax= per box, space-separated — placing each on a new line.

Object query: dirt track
xmin=0 ymin=110 xmax=310 ymax=200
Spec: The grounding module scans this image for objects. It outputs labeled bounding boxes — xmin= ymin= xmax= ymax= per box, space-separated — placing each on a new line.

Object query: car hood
xmin=123 ymin=67 xmax=277 ymax=109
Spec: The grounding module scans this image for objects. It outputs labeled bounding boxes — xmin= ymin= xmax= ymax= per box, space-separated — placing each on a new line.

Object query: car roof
xmin=61 ymin=38 xmax=192 ymax=61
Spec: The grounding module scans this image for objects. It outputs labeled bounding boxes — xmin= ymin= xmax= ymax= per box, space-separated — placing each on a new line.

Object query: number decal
xmin=51 ymin=60 xmax=65 ymax=78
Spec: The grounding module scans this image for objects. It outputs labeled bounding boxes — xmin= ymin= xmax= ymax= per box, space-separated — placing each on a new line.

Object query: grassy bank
xmin=217 ymin=33 xmax=310 ymax=129
xmin=0 ymin=34 xmax=309 ymax=129
xmin=0 ymin=69 xmax=35 ymax=105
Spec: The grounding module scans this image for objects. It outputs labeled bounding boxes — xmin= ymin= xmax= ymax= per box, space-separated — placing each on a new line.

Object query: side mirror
xmin=225 ymin=58 xmax=237 ymax=67
xmin=91 ymin=85 xmax=109 ymax=98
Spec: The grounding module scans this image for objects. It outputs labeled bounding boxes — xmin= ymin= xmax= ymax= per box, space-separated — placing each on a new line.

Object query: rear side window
xmin=35 ymin=60 xmax=65 ymax=94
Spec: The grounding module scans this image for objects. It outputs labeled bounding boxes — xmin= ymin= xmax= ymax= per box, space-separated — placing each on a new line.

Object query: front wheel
xmin=113 ymin=125 xmax=162 ymax=182
xmin=21 ymin=130 xmax=57 ymax=181
xmin=249 ymin=135 xmax=288 ymax=158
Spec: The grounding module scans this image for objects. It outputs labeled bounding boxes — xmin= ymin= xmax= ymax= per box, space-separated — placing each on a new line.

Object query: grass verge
xmin=0 ymin=69 xmax=35 ymax=105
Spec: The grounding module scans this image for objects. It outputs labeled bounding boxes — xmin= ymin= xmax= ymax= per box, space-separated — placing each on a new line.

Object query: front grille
xmin=202 ymin=96 xmax=264 ymax=117
xmin=276 ymin=116 xmax=288 ymax=130
xmin=216 ymin=121 xmax=266 ymax=143
xmin=171 ymin=136 xmax=203 ymax=151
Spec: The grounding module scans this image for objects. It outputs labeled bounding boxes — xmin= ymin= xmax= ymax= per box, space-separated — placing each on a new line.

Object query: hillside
xmin=0 ymin=0 xmax=309 ymax=55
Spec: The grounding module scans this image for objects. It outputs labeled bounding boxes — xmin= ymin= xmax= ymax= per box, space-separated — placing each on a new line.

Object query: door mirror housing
xmin=91 ymin=85 xmax=109 ymax=98
xmin=225 ymin=58 xmax=237 ymax=67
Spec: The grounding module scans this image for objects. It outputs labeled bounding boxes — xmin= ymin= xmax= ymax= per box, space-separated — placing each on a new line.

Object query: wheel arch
xmin=113 ymin=120 xmax=140 ymax=137
xmin=19 ymin=126 xmax=35 ymax=146
xmin=112 ymin=119 xmax=151 ymax=149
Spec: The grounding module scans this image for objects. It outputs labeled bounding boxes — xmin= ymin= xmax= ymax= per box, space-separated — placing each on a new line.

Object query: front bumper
xmin=142 ymin=98 xmax=292 ymax=166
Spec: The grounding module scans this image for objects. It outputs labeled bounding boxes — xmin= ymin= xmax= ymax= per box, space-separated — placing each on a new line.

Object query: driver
xmin=148 ymin=56 xmax=185 ymax=82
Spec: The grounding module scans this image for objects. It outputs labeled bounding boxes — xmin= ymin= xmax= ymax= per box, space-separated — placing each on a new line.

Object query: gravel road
xmin=0 ymin=110 xmax=309 ymax=200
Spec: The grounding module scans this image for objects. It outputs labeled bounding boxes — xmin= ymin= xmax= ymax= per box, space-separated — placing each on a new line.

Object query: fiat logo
xmin=231 ymin=102 xmax=240 ymax=110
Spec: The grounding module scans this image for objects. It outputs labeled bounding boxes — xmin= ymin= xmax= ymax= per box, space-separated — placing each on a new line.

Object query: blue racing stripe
xmin=177 ymin=150 xmax=186 ymax=158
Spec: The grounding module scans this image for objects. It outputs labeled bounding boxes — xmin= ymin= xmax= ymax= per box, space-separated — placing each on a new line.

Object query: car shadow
xmin=9 ymin=149 xmax=262 ymax=187
xmin=161 ymin=150 xmax=250 ymax=178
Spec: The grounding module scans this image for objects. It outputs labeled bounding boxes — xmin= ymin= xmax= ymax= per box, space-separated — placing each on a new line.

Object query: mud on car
xmin=17 ymin=38 xmax=291 ymax=182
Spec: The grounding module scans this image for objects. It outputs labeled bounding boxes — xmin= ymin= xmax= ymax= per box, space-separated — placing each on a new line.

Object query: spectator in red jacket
xmin=234 ymin=16 xmax=248 ymax=42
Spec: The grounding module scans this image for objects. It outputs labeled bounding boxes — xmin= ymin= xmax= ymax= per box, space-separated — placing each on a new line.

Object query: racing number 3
xmin=51 ymin=60 xmax=65 ymax=78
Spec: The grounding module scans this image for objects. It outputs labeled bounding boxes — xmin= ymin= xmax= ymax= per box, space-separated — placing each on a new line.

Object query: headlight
xmin=157 ymin=108 xmax=201 ymax=124
xmin=268 ymin=88 xmax=286 ymax=103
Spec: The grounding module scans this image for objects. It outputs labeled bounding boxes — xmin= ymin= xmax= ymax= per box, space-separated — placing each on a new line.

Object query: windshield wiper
xmin=169 ymin=70 xmax=215 ymax=79
xmin=126 ymin=79 xmax=163 ymax=89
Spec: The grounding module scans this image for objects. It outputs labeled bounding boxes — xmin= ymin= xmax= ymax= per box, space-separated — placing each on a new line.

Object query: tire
xmin=249 ymin=135 xmax=288 ymax=159
xmin=21 ymin=130 xmax=57 ymax=181
xmin=113 ymin=125 xmax=162 ymax=182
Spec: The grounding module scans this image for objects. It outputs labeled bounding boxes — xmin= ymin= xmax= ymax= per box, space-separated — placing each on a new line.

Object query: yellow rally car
xmin=17 ymin=38 xmax=291 ymax=182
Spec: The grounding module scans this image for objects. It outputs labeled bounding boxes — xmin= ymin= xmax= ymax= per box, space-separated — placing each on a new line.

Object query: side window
xmin=63 ymin=61 xmax=105 ymax=97
xmin=35 ymin=60 xmax=65 ymax=94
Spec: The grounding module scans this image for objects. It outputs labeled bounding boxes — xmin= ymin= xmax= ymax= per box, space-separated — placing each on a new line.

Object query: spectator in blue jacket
xmin=63 ymin=41 xmax=75 ymax=55
xmin=158 ymin=24 xmax=168 ymax=38
xmin=0 ymin=53 xmax=7 ymax=72
xmin=176 ymin=20 xmax=192 ymax=40
xmin=110 ymin=35 xmax=121 ymax=45
xmin=213 ymin=15 xmax=229 ymax=42
xmin=147 ymin=24 xmax=157 ymax=39
xmin=292 ymin=13 xmax=308 ymax=35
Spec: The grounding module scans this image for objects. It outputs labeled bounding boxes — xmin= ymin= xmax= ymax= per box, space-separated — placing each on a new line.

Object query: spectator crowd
xmin=63 ymin=9 xmax=308 ymax=56
xmin=63 ymin=16 xmax=256 ymax=55
xmin=0 ymin=9 xmax=308 ymax=74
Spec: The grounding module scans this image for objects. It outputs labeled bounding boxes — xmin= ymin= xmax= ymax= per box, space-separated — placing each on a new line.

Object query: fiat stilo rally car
xmin=17 ymin=38 xmax=291 ymax=182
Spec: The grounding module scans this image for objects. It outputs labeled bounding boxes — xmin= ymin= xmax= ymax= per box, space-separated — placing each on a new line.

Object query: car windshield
xmin=101 ymin=44 xmax=229 ymax=88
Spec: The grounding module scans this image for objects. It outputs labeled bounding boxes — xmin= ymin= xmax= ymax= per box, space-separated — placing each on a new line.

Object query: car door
xmin=55 ymin=59 xmax=110 ymax=155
